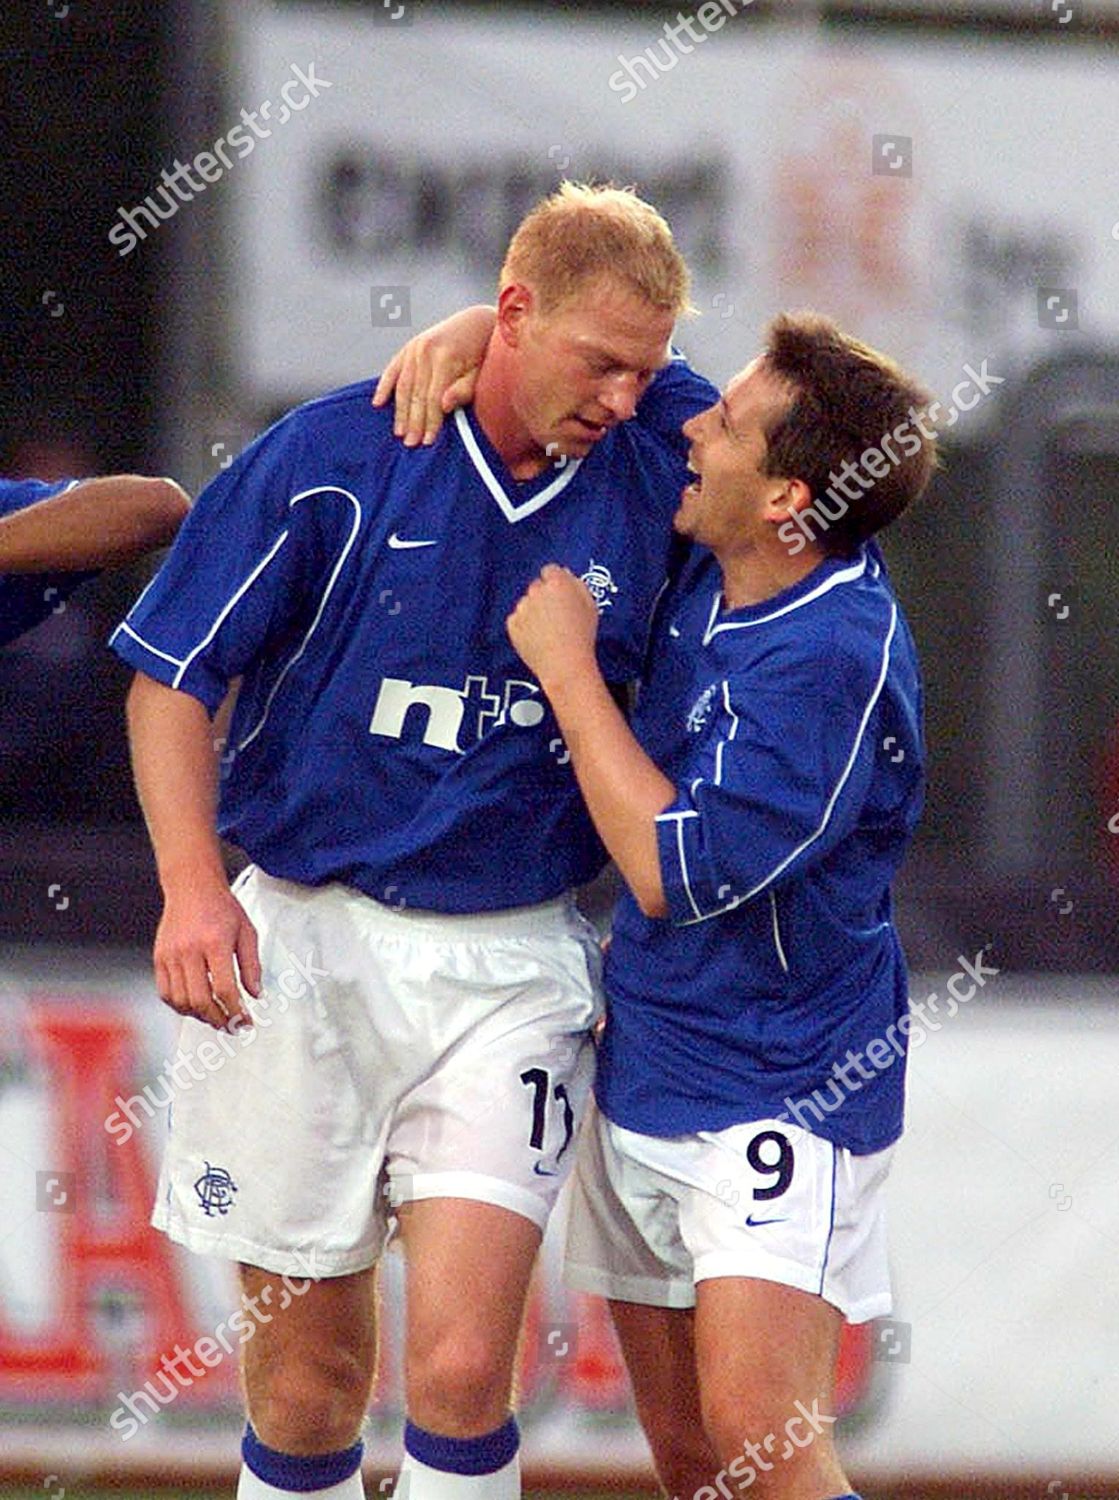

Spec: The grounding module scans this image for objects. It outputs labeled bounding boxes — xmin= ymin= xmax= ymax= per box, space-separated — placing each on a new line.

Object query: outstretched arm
xmin=127 ymin=672 xmax=261 ymax=1032
xmin=372 ymin=304 xmax=496 ymax=447
xmin=507 ymin=565 xmax=674 ymax=918
xmin=0 ymin=475 xmax=189 ymax=573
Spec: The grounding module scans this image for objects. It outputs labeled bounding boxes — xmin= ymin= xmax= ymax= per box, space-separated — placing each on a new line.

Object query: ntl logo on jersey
xmin=370 ymin=674 xmax=546 ymax=754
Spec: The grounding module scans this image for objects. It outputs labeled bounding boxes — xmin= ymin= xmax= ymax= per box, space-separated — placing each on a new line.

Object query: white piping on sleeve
xmin=236 ymin=487 xmax=363 ymax=751
xmin=713 ymin=679 xmax=739 ymax=785
xmin=172 ymin=530 xmax=290 ymax=689
xmin=733 ymin=602 xmax=899 ymax=903
xmin=670 ymin=602 xmax=899 ymax=925
xmin=655 ymin=808 xmax=703 ymax=922
xmin=110 ymin=620 xmax=185 ymax=668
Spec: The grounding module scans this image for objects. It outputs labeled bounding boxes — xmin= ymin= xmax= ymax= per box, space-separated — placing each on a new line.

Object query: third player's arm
xmin=127 ymin=672 xmax=261 ymax=1031
xmin=0 ymin=475 xmax=189 ymax=572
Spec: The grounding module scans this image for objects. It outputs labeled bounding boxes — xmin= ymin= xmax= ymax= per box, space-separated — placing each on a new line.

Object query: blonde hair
xmin=500 ymin=181 xmax=691 ymax=318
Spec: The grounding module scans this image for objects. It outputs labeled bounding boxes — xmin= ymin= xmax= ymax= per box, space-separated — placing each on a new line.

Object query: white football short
xmin=564 ymin=1103 xmax=894 ymax=1323
xmin=151 ymin=867 xmax=604 ymax=1277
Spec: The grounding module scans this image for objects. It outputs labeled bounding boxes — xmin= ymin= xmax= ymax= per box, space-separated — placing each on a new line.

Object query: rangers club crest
xmin=687 ymin=683 xmax=719 ymax=734
xmin=580 ymin=560 xmax=619 ymax=612
xmin=195 ymin=1161 xmax=238 ymax=1217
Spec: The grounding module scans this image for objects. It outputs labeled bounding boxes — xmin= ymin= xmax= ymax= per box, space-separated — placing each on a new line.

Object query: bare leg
xmin=608 ymin=1297 xmax=722 ymax=1496
xmin=694 ymin=1276 xmax=851 ymax=1500
xmin=396 ymin=1198 xmax=542 ymax=1435
xmin=238 ymin=1263 xmax=378 ymax=1454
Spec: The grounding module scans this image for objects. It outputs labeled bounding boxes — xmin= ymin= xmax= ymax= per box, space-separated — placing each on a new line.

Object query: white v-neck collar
xmin=454 ymin=408 xmax=584 ymax=523
xmin=701 ymin=553 xmax=869 ymax=645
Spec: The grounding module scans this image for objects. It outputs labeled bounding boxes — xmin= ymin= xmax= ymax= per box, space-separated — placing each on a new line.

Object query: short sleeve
xmin=109 ymin=419 xmax=324 ymax=714
xmin=655 ymin=636 xmax=899 ymax=926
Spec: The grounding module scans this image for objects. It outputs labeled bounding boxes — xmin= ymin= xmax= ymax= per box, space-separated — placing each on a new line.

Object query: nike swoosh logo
xmin=533 ymin=1163 xmax=558 ymax=1177
xmin=745 ymin=1214 xmax=788 ymax=1227
xmin=387 ymin=533 xmax=438 ymax=550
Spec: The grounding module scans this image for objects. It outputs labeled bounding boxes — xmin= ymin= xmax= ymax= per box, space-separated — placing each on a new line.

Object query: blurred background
xmin=1 ymin=0 xmax=1117 ymax=1495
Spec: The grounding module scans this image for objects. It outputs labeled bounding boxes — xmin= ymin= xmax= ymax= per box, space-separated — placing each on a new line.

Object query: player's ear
xmin=496 ymin=282 xmax=534 ymax=348
xmin=765 ymin=476 xmax=812 ymax=524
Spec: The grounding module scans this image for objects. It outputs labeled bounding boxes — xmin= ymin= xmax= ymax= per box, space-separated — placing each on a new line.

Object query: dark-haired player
xmin=0 ymin=474 xmax=188 ymax=646
xmin=507 ymin=312 xmax=937 ymax=1500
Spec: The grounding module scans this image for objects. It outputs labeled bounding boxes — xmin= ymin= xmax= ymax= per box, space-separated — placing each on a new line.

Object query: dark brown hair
xmin=761 ymin=310 xmax=938 ymax=555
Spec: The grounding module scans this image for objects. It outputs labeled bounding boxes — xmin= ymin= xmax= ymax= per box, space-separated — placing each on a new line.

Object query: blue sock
xmin=239 ymin=1422 xmax=364 ymax=1496
xmin=397 ymin=1417 xmax=520 ymax=1497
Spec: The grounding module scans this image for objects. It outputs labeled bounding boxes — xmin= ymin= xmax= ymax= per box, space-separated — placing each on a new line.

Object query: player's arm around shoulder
xmin=126 ymin=670 xmax=261 ymax=1034
xmin=372 ymin=304 xmax=496 ymax=446
xmin=0 ymin=474 xmax=189 ymax=573
xmin=633 ymin=349 xmax=720 ymax=456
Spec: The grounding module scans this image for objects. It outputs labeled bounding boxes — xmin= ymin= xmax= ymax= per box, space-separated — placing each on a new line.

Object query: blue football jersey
xmin=596 ymin=541 xmax=925 ymax=1154
xmin=111 ymin=363 xmax=717 ymax=911
xmin=0 ymin=479 xmax=96 ymax=647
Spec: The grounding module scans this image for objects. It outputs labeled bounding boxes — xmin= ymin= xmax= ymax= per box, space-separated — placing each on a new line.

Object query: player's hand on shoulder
xmin=153 ymin=880 xmax=261 ymax=1033
xmin=372 ymin=304 xmax=496 ymax=448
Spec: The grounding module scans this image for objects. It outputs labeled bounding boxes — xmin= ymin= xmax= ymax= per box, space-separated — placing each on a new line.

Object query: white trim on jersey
xmin=701 ymin=552 xmax=869 ymax=646
xmin=112 ymin=487 xmax=362 ymax=729
xmin=108 ymin=569 xmax=170 ymax=658
xmin=659 ymin=598 xmax=900 ymax=926
xmin=121 ymin=568 xmax=161 ymax=621
xmin=235 ymin=486 xmax=363 ymax=752
xmin=453 ymin=408 xmax=584 ymax=523
xmin=712 ymin=678 xmax=739 ymax=785
xmin=660 ymin=808 xmax=703 ymax=921
xmin=111 ymin=620 xmax=184 ymax=668
xmin=770 ymin=889 xmax=790 ymax=973
xmin=172 ymin=531 xmax=291 ymax=689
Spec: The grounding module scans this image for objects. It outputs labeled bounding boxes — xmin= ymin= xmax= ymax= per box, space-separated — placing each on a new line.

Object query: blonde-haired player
xmin=116 ymin=184 xmax=715 ymax=1499
xmin=381 ymin=181 xmax=693 ymax=450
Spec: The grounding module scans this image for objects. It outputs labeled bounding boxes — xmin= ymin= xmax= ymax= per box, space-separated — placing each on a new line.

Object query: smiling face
xmin=676 ymin=356 xmax=800 ymax=553
xmin=501 ymin=276 xmax=676 ymax=463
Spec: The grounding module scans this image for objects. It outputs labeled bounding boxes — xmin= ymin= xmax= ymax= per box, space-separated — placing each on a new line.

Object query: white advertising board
xmin=1 ymin=949 xmax=1117 ymax=1483
xmin=217 ymin=3 xmax=1119 ymax=424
